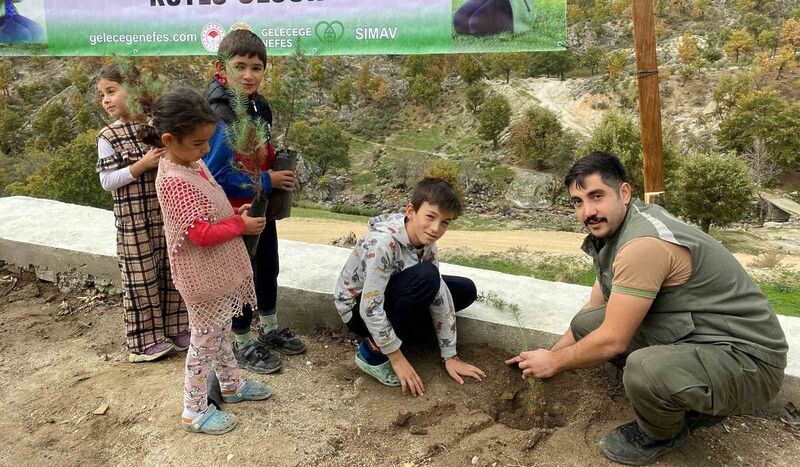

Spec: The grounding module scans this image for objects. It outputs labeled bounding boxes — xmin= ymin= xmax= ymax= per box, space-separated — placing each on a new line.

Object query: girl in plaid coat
xmin=96 ymin=64 xmax=189 ymax=362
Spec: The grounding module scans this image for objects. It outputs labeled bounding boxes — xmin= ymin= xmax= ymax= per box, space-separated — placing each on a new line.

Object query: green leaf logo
xmin=315 ymin=21 xmax=345 ymax=48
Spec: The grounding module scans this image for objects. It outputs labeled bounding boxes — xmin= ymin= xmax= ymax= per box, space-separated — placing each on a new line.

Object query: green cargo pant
xmin=570 ymin=305 xmax=785 ymax=440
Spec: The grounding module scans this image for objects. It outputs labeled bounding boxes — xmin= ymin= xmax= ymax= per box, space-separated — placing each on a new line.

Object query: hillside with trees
xmin=1 ymin=0 xmax=799 ymax=234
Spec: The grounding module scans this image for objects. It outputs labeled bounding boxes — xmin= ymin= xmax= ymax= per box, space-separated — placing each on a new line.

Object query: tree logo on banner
xmin=315 ymin=20 xmax=344 ymax=49
xmin=201 ymin=22 xmax=225 ymax=52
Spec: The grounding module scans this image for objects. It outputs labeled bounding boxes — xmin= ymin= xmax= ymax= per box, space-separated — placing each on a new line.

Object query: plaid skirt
xmin=117 ymin=216 xmax=188 ymax=353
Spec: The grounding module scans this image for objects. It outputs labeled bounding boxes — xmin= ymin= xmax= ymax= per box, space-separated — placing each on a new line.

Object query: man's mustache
xmin=584 ymin=216 xmax=607 ymax=226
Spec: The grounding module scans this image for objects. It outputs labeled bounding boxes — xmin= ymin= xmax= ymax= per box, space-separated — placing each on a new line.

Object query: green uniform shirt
xmin=581 ymin=199 xmax=788 ymax=368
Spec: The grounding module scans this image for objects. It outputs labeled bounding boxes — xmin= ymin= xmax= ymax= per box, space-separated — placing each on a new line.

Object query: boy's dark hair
xmin=564 ymin=151 xmax=628 ymax=190
xmin=98 ymin=63 xmax=140 ymax=85
xmin=411 ymin=178 xmax=463 ymax=218
xmin=138 ymin=88 xmax=217 ymax=147
xmin=217 ymin=29 xmax=267 ymax=67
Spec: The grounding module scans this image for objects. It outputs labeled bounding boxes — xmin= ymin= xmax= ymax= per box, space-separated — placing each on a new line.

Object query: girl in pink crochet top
xmin=148 ymin=88 xmax=272 ymax=435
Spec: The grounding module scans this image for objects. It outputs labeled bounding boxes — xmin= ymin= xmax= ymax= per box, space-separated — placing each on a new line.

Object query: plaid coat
xmin=97 ymin=121 xmax=187 ymax=353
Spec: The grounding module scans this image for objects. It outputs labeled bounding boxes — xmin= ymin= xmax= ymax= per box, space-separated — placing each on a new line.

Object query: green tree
xmin=741 ymin=13 xmax=772 ymax=38
xmin=527 ymin=51 xmax=576 ymax=81
xmin=712 ymin=74 xmax=752 ymax=113
xmin=66 ymin=61 xmax=91 ymax=94
xmin=593 ymin=0 xmax=613 ymax=21
xmin=309 ymin=57 xmax=326 ymax=86
xmin=32 ymin=103 xmax=72 ymax=150
xmin=457 ymin=55 xmax=484 ymax=84
xmin=611 ymin=0 xmax=632 ymax=18
xmin=581 ymin=46 xmax=605 ymax=75
xmin=703 ymin=45 xmax=725 ymax=64
xmin=270 ymin=46 xmax=310 ymax=148
xmin=668 ymin=151 xmax=755 ymax=233
xmin=293 ymin=119 xmax=350 ymax=176
xmin=464 ymin=84 xmax=486 ymax=113
xmin=7 ymin=131 xmax=113 ymax=209
xmin=423 ymin=158 xmax=463 ymax=195
xmin=478 ymin=94 xmax=511 ymax=148
xmin=407 ymin=74 xmax=440 ymax=110
xmin=509 ymin=105 xmax=563 ymax=169
xmin=75 ymin=105 xmax=100 ymax=134
xmin=551 ymin=129 xmax=582 ymax=176
xmin=487 ymin=53 xmax=525 ymax=84
xmin=579 ymin=111 xmax=645 ymax=196
xmin=769 ymin=45 xmax=797 ymax=79
xmin=604 ymin=50 xmax=630 ymax=82
xmin=757 ymin=29 xmax=779 ymax=56
xmin=332 ymin=78 xmax=354 ymax=109
xmin=0 ymin=98 xmax=22 ymax=155
xmin=403 ymin=55 xmax=432 ymax=79
xmin=725 ymin=29 xmax=756 ymax=62
xmin=737 ymin=0 xmax=774 ymax=14
xmin=718 ymin=88 xmax=800 ymax=169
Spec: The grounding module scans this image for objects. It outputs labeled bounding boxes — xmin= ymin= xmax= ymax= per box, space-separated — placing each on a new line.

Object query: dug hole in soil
xmin=1 ymin=270 xmax=799 ymax=467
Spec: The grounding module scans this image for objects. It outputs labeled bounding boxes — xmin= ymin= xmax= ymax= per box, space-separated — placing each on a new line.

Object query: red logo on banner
xmin=201 ymin=23 xmax=225 ymax=52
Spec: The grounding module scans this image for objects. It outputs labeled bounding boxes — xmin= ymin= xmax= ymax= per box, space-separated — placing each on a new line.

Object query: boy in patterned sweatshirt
xmin=334 ymin=178 xmax=486 ymax=396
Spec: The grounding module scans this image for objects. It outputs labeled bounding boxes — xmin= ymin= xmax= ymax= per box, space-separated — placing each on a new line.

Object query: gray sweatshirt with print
xmin=333 ymin=213 xmax=457 ymax=358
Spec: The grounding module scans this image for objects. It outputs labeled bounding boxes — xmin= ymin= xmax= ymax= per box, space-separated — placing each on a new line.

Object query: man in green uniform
xmin=506 ymin=151 xmax=787 ymax=465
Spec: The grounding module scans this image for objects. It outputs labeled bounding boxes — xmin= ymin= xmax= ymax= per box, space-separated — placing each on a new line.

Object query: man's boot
xmin=599 ymin=420 xmax=689 ymax=465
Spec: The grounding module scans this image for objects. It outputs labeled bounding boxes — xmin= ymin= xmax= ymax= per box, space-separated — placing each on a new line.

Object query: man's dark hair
xmin=564 ymin=151 xmax=628 ymax=190
xmin=217 ymin=29 xmax=267 ymax=67
xmin=411 ymin=178 xmax=463 ymax=218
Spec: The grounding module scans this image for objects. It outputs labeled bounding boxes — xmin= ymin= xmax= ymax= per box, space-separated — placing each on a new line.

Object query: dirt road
xmin=277 ymin=217 xmax=800 ymax=270
xmin=3 ymin=273 xmax=800 ymax=467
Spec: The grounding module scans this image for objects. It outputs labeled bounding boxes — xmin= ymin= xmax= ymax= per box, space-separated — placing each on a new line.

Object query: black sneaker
xmin=686 ymin=411 xmax=726 ymax=432
xmin=234 ymin=342 xmax=283 ymax=374
xmin=599 ymin=420 xmax=689 ymax=466
xmin=258 ymin=327 xmax=307 ymax=355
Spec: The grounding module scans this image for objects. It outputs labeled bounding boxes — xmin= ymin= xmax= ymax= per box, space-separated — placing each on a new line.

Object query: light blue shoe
xmin=355 ymin=353 xmax=400 ymax=387
xmin=221 ymin=379 xmax=273 ymax=403
xmin=181 ymin=405 xmax=237 ymax=435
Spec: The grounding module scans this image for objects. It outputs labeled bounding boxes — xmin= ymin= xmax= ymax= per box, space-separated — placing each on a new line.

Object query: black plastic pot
xmin=266 ymin=149 xmax=297 ymax=221
xmin=243 ymin=191 xmax=268 ymax=257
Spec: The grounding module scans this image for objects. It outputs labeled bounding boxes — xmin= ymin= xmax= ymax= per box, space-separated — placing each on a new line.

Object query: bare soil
xmin=2 ymin=271 xmax=800 ymax=467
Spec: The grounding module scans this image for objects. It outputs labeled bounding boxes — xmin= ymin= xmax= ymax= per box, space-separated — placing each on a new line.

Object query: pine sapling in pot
xmin=225 ymin=90 xmax=270 ymax=256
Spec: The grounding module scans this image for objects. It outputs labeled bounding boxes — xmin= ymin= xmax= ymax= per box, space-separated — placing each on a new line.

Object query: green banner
xmin=1 ymin=0 xmax=566 ymax=56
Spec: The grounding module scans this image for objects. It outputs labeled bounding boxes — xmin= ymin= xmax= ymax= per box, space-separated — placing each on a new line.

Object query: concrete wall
xmin=2 ymin=197 xmax=799 ymax=386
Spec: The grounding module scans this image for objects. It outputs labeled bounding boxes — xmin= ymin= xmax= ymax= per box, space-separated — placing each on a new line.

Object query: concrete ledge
xmin=1 ymin=196 xmax=798 ymax=383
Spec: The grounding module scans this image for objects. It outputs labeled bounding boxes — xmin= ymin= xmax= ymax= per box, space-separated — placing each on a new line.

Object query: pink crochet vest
xmin=155 ymin=158 xmax=256 ymax=330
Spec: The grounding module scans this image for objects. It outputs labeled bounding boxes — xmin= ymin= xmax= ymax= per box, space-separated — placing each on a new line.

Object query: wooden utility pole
xmin=632 ymin=0 xmax=665 ymax=205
